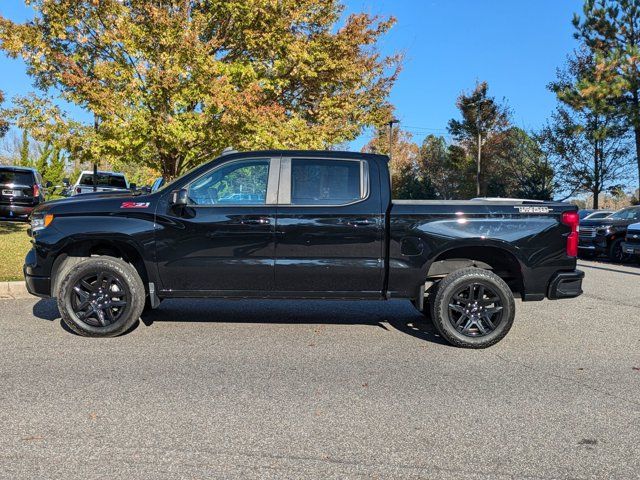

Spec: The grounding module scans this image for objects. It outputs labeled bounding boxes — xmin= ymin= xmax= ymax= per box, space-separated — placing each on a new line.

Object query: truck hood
xmin=34 ymin=191 xmax=155 ymax=216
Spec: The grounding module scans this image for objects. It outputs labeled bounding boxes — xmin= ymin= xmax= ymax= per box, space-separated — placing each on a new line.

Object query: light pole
xmin=387 ymin=118 xmax=399 ymax=162
xmin=476 ymin=130 xmax=482 ymax=197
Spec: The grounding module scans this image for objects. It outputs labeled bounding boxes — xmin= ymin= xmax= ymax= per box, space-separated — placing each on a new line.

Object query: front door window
xmin=188 ymin=160 xmax=270 ymax=206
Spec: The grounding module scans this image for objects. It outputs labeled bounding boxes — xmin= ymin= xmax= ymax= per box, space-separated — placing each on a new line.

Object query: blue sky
xmin=0 ymin=0 xmax=582 ymax=149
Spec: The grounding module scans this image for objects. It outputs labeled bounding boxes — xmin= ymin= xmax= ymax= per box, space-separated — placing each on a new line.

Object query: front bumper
xmin=23 ymin=248 xmax=51 ymax=298
xmin=621 ymin=242 xmax=640 ymax=256
xmin=547 ymin=270 xmax=584 ymax=300
xmin=24 ymin=272 xmax=51 ymax=298
xmin=578 ymin=235 xmax=608 ymax=252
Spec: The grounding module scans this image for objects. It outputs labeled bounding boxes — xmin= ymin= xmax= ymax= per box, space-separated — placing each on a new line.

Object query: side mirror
xmin=170 ymin=188 xmax=189 ymax=207
xmin=45 ymin=180 xmax=52 ymax=188
xmin=130 ymin=183 xmax=137 ymax=191
xmin=62 ymin=178 xmax=70 ymax=187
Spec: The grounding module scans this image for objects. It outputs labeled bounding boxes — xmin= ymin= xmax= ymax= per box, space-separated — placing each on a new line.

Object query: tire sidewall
xmin=433 ymin=269 xmax=515 ymax=348
xmin=57 ymin=257 xmax=145 ymax=337
xmin=609 ymin=238 xmax=623 ymax=262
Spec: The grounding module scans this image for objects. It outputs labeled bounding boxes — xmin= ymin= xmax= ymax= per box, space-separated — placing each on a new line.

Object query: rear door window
xmin=0 ymin=169 xmax=34 ymax=186
xmin=290 ymin=159 xmax=365 ymax=205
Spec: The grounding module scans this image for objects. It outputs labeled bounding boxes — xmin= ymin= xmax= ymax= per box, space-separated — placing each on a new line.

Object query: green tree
xmin=362 ymin=126 xmax=435 ymax=199
xmin=501 ymin=128 xmax=555 ymax=200
xmin=547 ymin=49 xmax=631 ymax=208
xmin=447 ymin=81 xmax=511 ymax=197
xmin=19 ymin=129 xmax=30 ymax=167
xmin=419 ymin=135 xmax=469 ymax=199
xmin=573 ymin=0 xmax=640 ymax=198
xmin=0 ymin=0 xmax=400 ymax=179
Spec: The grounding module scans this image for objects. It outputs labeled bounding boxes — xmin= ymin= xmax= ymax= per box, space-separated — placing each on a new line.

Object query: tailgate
xmin=0 ymin=183 xmax=36 ymax=206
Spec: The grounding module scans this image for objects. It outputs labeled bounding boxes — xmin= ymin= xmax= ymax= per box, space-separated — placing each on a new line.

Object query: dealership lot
xmin=0 ymin=259 xmax=639 ymax=479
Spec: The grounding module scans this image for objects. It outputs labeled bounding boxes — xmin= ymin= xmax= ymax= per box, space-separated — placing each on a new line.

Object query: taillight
xmin=562 ymin=211 xmax=580 ymax=257
xmin=32 ymin=184 xmax=40 ymax=197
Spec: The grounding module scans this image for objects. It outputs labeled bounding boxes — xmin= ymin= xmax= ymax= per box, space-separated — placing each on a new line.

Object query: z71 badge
xmin=120 ymin=202 xmax=150 ymax=209
xmin=514 ymin=206 xmax=552 ymax=214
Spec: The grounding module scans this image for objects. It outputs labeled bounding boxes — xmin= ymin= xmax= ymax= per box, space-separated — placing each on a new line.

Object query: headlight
xmin=31 ymin=213 xmax=54 ymax=232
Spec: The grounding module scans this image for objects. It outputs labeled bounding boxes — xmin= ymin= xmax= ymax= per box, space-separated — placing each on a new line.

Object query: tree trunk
xmin=635 ymin=125 xmax=640 ymax=200
xmin=593 ymin=139 xmax=600 ymax=209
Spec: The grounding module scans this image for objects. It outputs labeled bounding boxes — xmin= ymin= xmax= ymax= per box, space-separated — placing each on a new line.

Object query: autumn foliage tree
xmin=0 ymin=91 xmax=9 ymax=138
xmin=0 ymin=0 xmax=400 ymax=178
xmin=362 ymin=126 xmax=435 ymax=199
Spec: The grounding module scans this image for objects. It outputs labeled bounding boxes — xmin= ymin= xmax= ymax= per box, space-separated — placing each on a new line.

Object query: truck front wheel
xmin=430 ymin=268 xmax=515 ymax=348
xmin=56 ymin=256 xmax=145 ymax=337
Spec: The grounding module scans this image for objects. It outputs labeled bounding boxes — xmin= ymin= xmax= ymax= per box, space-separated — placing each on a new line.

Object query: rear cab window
xmin=79 ymin=173 xmax=127 ymax=188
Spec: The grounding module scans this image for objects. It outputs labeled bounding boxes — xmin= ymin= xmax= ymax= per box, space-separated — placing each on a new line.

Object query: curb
xmin=0 ymin=281 xmax=32 ymax=300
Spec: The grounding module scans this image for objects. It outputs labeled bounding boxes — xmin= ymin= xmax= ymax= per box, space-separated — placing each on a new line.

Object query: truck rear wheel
xmin=56 ymin=256 xmax=145 ymax=337
xmin=430 ymin=267 xmax=515 ymax=348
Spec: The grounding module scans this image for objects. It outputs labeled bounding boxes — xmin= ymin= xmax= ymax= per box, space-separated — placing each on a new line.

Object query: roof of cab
xmin=216 ymin=149 xmax=390 ymax=162
xmin=0 ymin=165 xmax=39 ymax=173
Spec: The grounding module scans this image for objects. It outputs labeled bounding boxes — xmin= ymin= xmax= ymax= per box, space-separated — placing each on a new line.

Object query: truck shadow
xmin=32 ymin=298 xmax=449 ymax=346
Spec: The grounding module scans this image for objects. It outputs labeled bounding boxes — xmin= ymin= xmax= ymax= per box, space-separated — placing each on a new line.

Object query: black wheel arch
xmin=50 ymin=237 xmax=152 ymax=297
xmin=423 ymin=244 xmax=524 ymax=296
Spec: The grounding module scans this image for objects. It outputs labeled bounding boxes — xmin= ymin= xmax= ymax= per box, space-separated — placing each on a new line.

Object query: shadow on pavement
xmin=32 ymin=297 xmax=449 ymax=346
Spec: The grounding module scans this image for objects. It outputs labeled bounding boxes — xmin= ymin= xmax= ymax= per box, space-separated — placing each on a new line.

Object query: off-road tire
xmin=430 ymin=267 xmax=515 ymax=348
xmin=56 ymin=256 xmax=145 ymax=337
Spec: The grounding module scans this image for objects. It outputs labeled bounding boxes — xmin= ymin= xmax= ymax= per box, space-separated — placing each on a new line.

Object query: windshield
xmin=79 ymin=173 xmax=127 ymax=188
xmin=607 ymin=207 xmax=640 ymax=220
xmin=0 ymin=169 xmax=34 ymax=186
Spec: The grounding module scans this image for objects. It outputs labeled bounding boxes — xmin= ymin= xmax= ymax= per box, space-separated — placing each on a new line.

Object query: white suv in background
xmin=70 ymin=171 xmax=130 ymax=196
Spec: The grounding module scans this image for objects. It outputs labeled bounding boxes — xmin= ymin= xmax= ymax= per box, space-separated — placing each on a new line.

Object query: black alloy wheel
xmin=429 ymin=267 xmax=515 ymax=348
xmin=57 ymin=256 xmax=145 ymax=337
xmin=71 ymin=272 xmax=128 ymax=327
xmin=447 ymin=283 xmax=503 ymax=337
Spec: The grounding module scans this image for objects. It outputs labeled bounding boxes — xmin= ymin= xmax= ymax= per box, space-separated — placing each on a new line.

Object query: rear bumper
xmin=0 ymin=204 xmax=33 ymax=219
xmin=547 ymin=270 xmax=584 ymax=300
xmin=621 ymin=242 xmax=640 ymax=256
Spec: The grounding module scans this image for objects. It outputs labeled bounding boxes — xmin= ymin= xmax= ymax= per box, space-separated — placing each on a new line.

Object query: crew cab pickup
xmin=24 ymin=150 xmax=584 ymax=348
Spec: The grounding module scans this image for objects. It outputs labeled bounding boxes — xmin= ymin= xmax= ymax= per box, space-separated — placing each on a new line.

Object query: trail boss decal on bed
xmin=120 ymin=202 xmax=150 ymax=209
xmin=514 ymin=206 xmax=552 ymax=214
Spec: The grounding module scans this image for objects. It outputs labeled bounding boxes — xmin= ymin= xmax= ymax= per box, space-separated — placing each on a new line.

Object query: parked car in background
xmin=150 ymin=177 xmax=164 ymax=192
xmin=578 ymin=209 xmax=597 ymax=220
xmin=579 ymin=206 xmax=640 ymax=261
xmin=24 ymin=149 xmax=583 ymax=348
xmin=622 ymin=222 xmax=640 ymax=261
xmin=582 ymin=210 xmax=613 ymax=221
xmin=71 ymin=171 xmax=130 ymax=196
xmin=0 ymin=165 xmax=47 ymax=220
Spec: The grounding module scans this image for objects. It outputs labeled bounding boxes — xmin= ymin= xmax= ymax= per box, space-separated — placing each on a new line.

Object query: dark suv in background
xmin=579 ymin=206 xmax=640 ymax=261
xmin=0 ymin=166 xmax=47 ymax=220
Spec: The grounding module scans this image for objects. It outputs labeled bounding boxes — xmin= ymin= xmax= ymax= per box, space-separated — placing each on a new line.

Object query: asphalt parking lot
xmin=1 ymin=259 xmax=639 ymax=479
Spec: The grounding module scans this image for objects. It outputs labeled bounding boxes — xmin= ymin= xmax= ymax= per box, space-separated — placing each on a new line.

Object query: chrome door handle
xmin=347 ymin=219 xmax=376 ymax=227
xmin=240 ymin=218 xmax=271 ymax=225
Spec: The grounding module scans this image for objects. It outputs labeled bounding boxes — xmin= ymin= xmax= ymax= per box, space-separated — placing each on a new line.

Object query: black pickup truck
xmin=578 ymin=206 xmax=640 ymax=261
xmin=24 ymin=150 xmax=583 ymax=348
